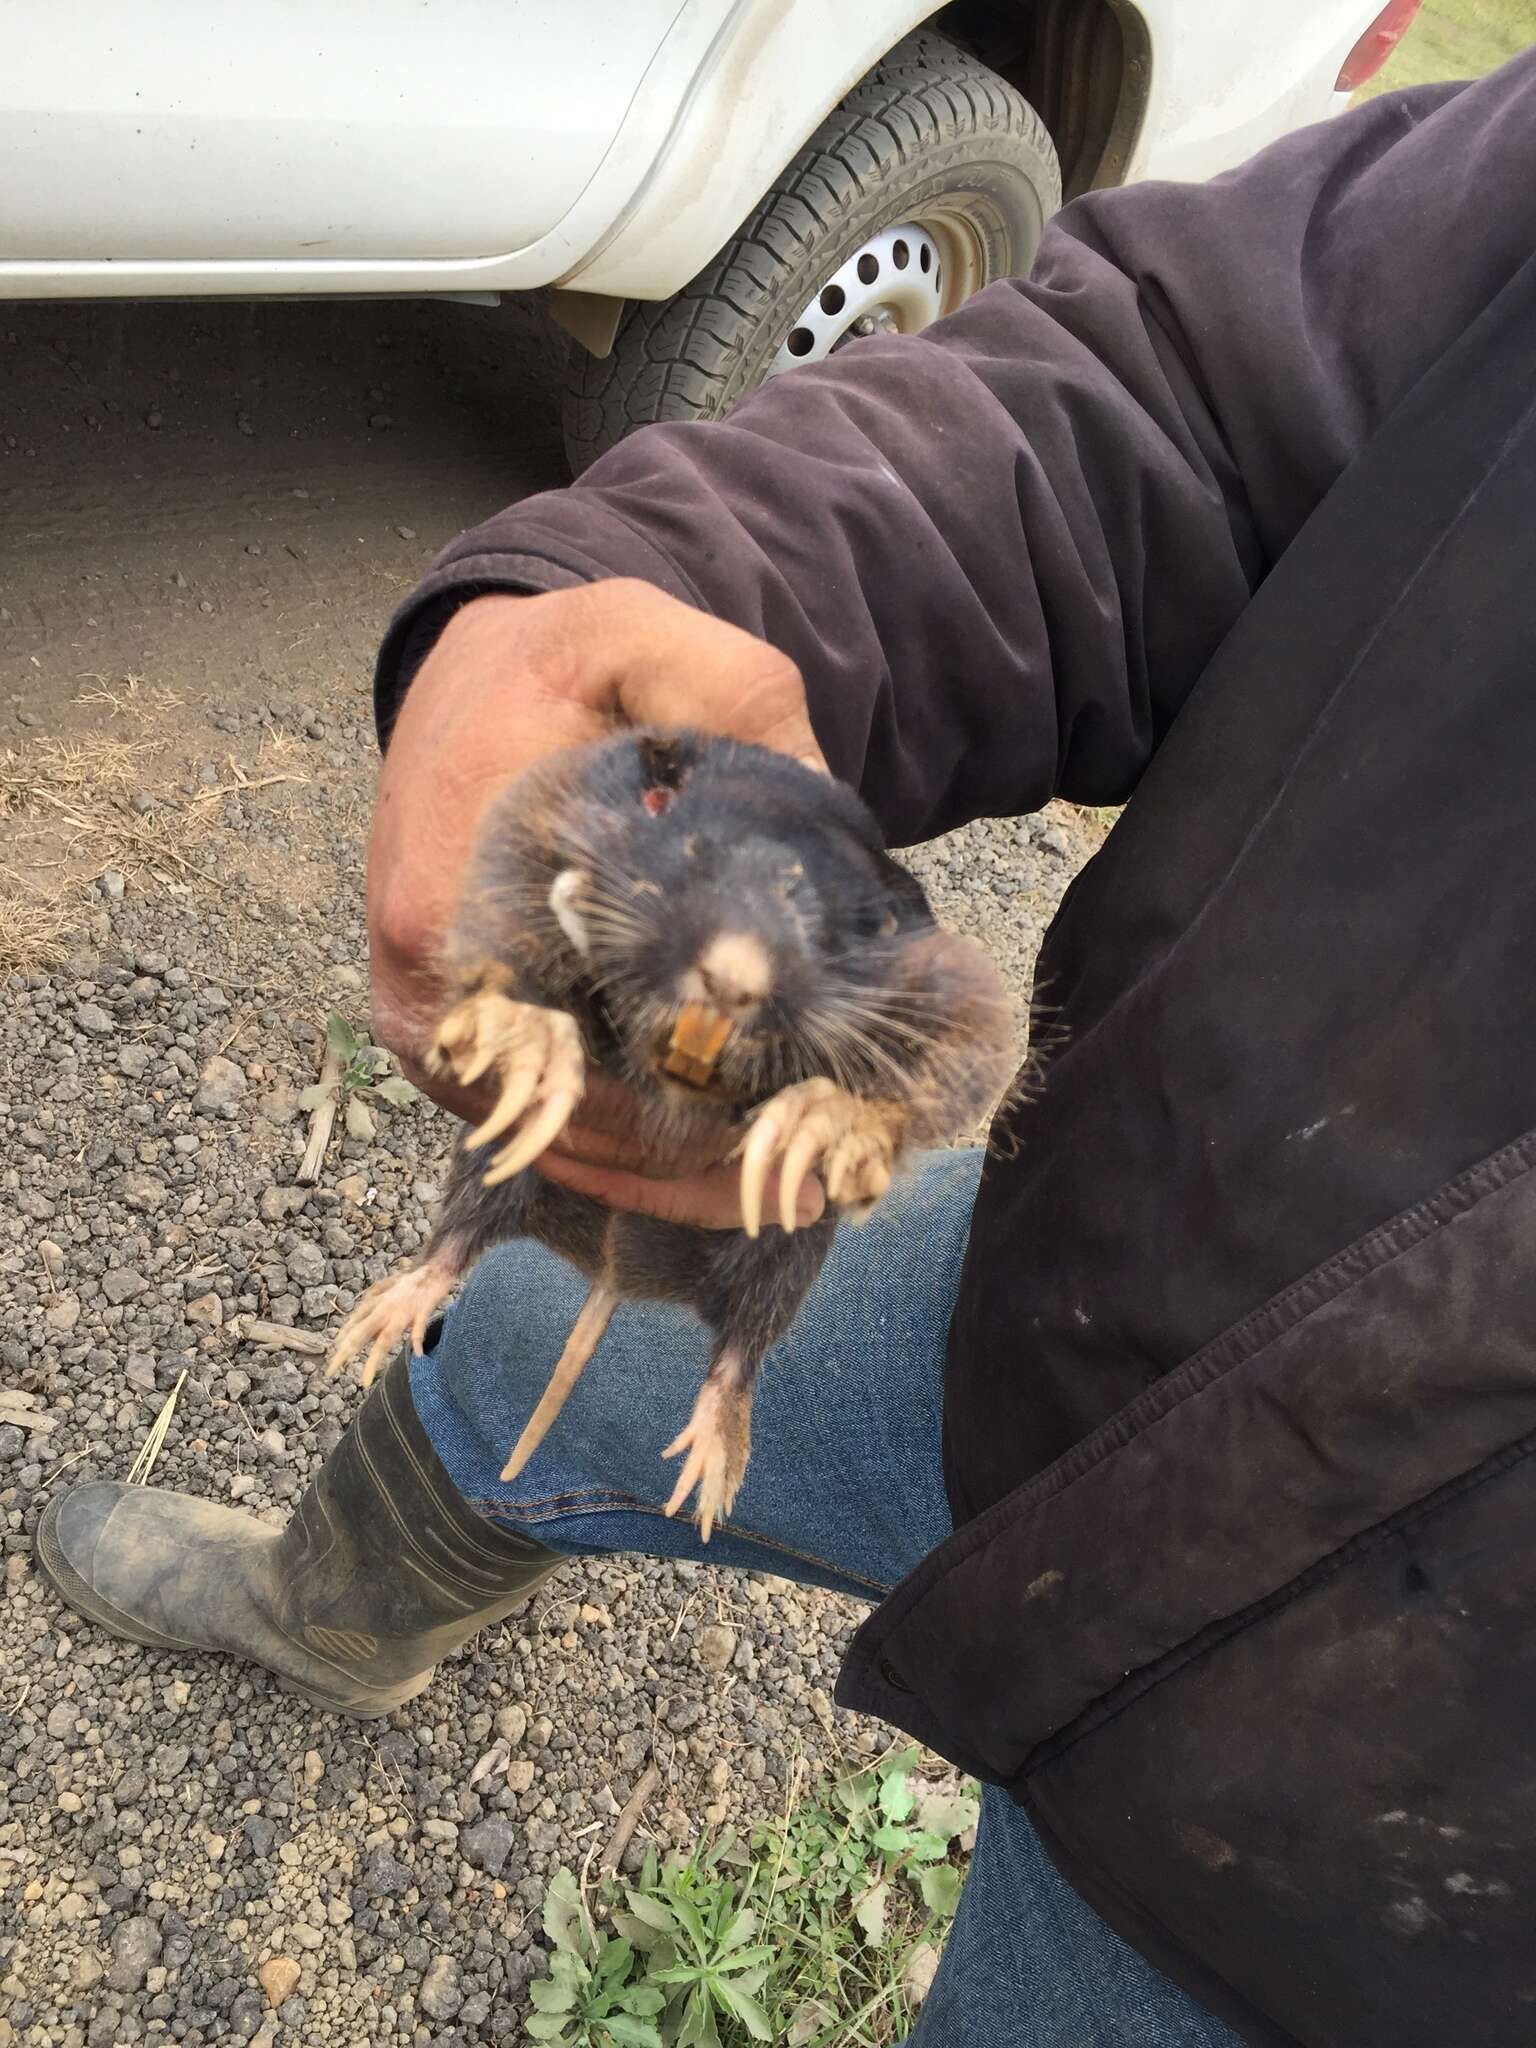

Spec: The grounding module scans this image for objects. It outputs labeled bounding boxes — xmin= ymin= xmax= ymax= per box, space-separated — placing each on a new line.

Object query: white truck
xmin=0 ymin=0 xmax=1423 ymax=467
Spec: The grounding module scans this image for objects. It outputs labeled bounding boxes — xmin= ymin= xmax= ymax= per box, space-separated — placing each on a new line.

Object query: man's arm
xmin=376 ymin=55 xmax=1536 ymax=845
xmin=368 ymin=54 xmax=1536 ymax=1219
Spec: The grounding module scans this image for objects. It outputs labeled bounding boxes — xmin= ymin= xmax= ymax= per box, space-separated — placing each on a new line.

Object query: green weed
xmin=524 ymin=1749 xmax=978 ymax=2048
xmin=300 ymin=1011 xmax=418 ymax=1141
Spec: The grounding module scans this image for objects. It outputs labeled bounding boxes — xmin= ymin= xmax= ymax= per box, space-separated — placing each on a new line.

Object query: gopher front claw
xmin=738 ymin=1080 xmax=900 ymax=1238
xmin=430 ymin=990 xmax=585 ymax=1186
xmin=328 ymin=1257 xmax=460 ymax=1387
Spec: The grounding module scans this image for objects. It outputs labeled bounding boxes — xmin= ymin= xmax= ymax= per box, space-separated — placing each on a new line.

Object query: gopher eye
xmin=855 ymin=902 xmax=899 ymax=939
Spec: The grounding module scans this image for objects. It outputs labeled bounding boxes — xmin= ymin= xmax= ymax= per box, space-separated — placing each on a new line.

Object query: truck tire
xmin=562 ymin=28 xmax=1060 ymax=473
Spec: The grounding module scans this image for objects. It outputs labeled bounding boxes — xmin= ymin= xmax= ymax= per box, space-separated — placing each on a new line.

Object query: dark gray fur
xmin=419 ymin=728 xmax=1013 ymax=1467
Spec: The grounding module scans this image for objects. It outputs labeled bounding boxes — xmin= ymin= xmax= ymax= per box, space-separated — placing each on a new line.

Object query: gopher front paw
xmin=738 ymin=1079 xmax=901 ymax=1238
xmin=430 ymin=986 xmax=585 ymax=1186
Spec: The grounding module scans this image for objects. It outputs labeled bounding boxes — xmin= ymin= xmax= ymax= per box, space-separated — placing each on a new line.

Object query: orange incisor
xmin=660 ymin=1003 xmax=735 ymax=1087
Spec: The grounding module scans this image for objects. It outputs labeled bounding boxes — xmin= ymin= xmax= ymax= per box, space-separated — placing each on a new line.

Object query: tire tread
xmin=563 ymin=31 xmax=1060 ymax=470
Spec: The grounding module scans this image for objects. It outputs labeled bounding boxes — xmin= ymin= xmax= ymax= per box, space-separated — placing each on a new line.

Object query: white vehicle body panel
xmin=1131 ymin=0 xmax=1366 ymax=183
xmin=0 ymin=0 xmax=1383 ymax=302
xmin=561 ymin=0 xmax=1379 ymax=297
xmin=0 ymin=0 xmax=690 ymax=264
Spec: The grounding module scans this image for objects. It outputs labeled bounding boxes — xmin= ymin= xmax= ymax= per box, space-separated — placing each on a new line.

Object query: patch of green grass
xmin=1357 ymin=0 xmax=1531 ymax=98
xmin=525 ymin=1748 xmax=979 ymax=2047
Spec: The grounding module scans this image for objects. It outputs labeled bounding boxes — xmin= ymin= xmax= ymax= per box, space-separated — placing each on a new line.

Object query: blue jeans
xmin=411 ymin=1151 xmax=1241 ymax=2048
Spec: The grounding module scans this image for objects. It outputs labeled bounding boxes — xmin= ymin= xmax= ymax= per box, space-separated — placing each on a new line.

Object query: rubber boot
xmin=32 ymin=1349 xmax=561 ymax=1716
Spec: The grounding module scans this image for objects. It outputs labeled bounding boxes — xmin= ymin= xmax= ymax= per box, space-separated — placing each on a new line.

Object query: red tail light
xmin=1335 ymin=0 xmax=1426 ymax=91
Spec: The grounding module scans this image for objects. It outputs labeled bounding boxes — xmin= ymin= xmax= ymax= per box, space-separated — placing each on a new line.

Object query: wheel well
xmin=932 ymin=0 xmax=1151 ymax=200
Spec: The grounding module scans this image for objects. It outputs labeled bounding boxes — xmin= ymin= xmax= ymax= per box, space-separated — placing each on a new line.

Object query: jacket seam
xmin=1025 ymin=1423 xmax=1536 ymax=1776
xmin=868 ymin=1122 xmax=1536 ymax=1649
xmin=434 ymin=526 xmax=705 ymax=614
xmin=561 ymin=501 xmax=713 ymax=613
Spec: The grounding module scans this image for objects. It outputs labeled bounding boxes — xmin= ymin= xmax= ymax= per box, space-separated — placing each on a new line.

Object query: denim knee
xmin=431 ymin=1237 xmax=593 ymax=1434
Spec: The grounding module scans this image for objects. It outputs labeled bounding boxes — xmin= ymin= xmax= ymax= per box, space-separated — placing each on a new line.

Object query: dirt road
xmin=2 ymin=292 xmax=566 ymax=745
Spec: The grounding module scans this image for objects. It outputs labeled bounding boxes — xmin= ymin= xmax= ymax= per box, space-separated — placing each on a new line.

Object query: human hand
xmin=368 ymin=579 xmax=828 ymax=1230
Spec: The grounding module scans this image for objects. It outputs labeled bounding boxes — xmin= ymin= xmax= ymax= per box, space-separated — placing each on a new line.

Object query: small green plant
xmin=299 ymin=1011 xmax=417 ymax=1142
xmin=526 ymin=1869 xmax=669 ymax=2047
xmin=524 ymin=1750 xmax=979 ymax=2048
xmin=774 ymin=1744 xmax=976 ymax=1949
xmin=609 ymin=1845 xmax=776 ymax=2044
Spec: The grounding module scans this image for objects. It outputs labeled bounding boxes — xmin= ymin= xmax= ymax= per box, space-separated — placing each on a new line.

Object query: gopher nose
xmin=681 ymin=933 xmax=774 ymax=1016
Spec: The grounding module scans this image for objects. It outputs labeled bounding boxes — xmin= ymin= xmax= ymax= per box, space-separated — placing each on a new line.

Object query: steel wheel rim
xmin=767 ymin=222 xmax=946 ymax=378
xmin=913 ymin=194 xmax=994 ymax=310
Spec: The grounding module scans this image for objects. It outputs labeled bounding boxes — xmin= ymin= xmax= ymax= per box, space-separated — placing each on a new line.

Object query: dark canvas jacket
xmin=377 ymin=54 xmax=1536 ymax=2047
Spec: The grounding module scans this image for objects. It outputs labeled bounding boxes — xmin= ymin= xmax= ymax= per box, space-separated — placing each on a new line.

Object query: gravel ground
xmin=0 ymin=294 xmax=1105 ymax=2047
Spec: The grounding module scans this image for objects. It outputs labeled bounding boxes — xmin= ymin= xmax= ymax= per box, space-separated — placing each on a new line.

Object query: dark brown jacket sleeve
xmin=375 ymin=56 xmax=1536 ymax=845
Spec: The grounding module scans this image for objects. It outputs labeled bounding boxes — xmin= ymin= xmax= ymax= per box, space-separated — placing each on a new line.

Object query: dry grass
xmin=0 ymin=735 xmax=218 ymax=873
xmin=0 ymin=878 xmax=72 ymax=971
xmin=75 ymin=670 xmax=184 ymax=720
xmin=126 ymin=1371 xmax=187 ymax=1486
xmin=0 ymin=732 xmax=224 ymax=970
xmin=257 ymin=723 xmax=302 ymax=762
xmin=189 ymin=754 xmax=309 ymax=811
xmin=0 ymin=732 xmax=162 ymax=815
xmin=1068 ymin=802 xmax=1122 ymax=849
xmin=0 ymin=716 xmax=313 ymax=969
